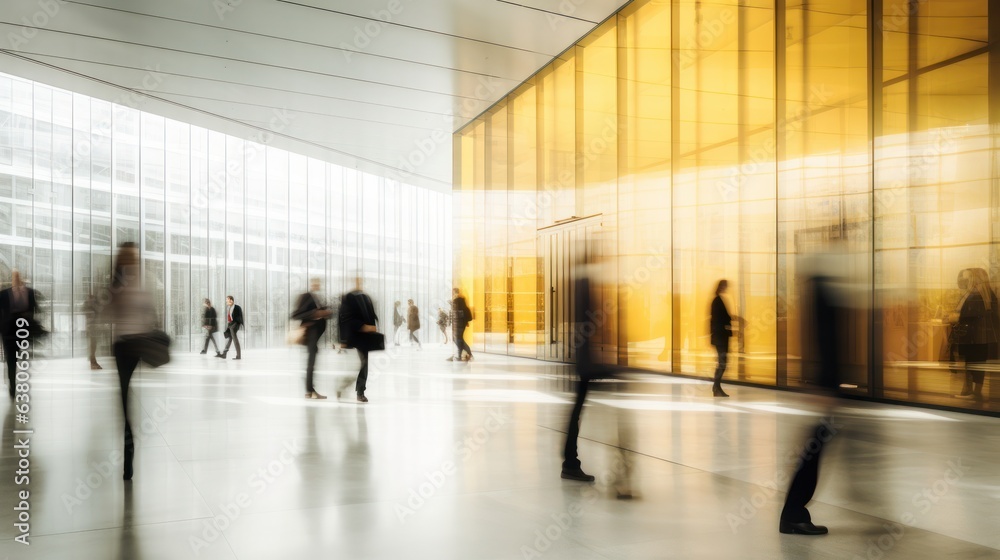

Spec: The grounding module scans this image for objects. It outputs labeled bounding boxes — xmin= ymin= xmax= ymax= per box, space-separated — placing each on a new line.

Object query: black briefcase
xmin=356 ymin=332 xmax=385 ymax=352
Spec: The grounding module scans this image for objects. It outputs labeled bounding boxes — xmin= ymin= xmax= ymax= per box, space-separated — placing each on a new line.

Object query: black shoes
xmin=199 ymin=350 xmax=207 ymax=355
xmin=712 ymin=385 xmax=729 ymax=398
xmin=233 ymin=356 xmax=241 ymax=360
xmin=561 ymin=468 xmax=596 ymax=482
xmin=779 ymin=521 xmax=828 ymax=535
xmin=215 ymin=353 xmax=225 ymax=359
xmin=357 ymin=394 xmax=369 ymax=403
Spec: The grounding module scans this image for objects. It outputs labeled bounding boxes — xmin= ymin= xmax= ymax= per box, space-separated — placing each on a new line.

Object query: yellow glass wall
xmin=455 ymin=0 xmax=1000 ymax=413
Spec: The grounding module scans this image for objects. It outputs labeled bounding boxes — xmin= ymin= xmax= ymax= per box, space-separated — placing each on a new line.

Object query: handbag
xmin=356 ymin=331 xmax=385 ymax=352
xmin=135 ymin=330 xmax=171 ymax=368
xmin=287 ymin=322 xmax=307 ymax=346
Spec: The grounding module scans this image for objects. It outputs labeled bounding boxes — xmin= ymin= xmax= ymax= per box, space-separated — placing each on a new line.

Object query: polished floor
xmin=1 ymin=343 xmax=998 ymax=559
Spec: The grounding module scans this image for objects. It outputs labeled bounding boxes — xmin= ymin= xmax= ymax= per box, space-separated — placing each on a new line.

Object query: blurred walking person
xmin=393 ymin=300 xmax=405 ymax=346
xmin=84 ymin=292 xmax=103 ymax=370
xmin=710 ymin=279 xmax=739 ymax=397
xmin=0 ymin=270 xmax=40 ymax=397
xmin=219 ymin=295 xmax=243 ymax=360
xmin=953 ymin=268 xmax=999 ymax=404
xmin=338 ymin=276 xmax=380 ymax=403
xmin=437 ymin=307 xmax=450 ymax=344
xmin=107 ymin=242 xmax=158 ymax=480
xmin=199 ymin=298 xmax=221 ymax=357
xmin=294 ymin=278 xmax=333 ymax=400
xmin=449 ymin=288 xmax=473 ymax=362
xmin=407 ymin=299 xmax=421 ymax=349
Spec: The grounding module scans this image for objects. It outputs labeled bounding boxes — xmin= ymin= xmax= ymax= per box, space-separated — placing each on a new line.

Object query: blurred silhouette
xmin=562 ymin=256 xmax=617 ymax=483
xmin=437 ymin=306 xmax=450 ymax=344
xmin=710 ymin=279 xmax=741 ymax=397
xmin=199 ymin=298 xmax=222 ymax=357
xmin=952 ymin=268 xmax=999 ymax=404
xmin=407 ymin=298 xmax=421 ymax=349
xmin=393 ymin=300 xmax=405 ymax=347
xmin=947 ymin=269 xmax=970 ymax=384
xmin=449 ymin=288 xmax=473 ymax=362
xmin=107 ymin=242 xmax=157 ymax=481
xmin=0 ymin=270 xmax=41 ymax=398
xmin=337 ymin=275 xmax=379 ymax=403
xmin=84 ymin=292 xmax=104 ymax=370
xmin=219 ymin=295 xmax=243 ymax=360
xmin=779 ymin=254 xmax=848 ymax=535
xmin=294 ymin=278 xmax=333 ymax=400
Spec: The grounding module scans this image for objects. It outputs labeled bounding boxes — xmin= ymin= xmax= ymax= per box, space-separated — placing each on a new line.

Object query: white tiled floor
xmin=1 ymin=345 xmax=998 ymax=559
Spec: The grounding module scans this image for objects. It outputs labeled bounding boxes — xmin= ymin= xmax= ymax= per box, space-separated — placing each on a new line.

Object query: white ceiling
xmin=0 ymin=0 xmax=629 ymax=191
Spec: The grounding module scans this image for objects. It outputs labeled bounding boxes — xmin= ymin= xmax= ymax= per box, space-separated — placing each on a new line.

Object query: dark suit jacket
xmin=709 ymin=295 xmax=731 ymax=348
xmin=202 ymin=306 xmax=218 ymax=333
xmin=226 ymin=304 xmax=243 ymax=331
xmin=292 ymin=292 xmax=327 ymax=338
xmin=452 ymin=296 xmax=470 ymax=330
xmin=338 ymin=291 xmax=377 ymax=345
xmin=0 ymin=287 xmax=39 ymax=336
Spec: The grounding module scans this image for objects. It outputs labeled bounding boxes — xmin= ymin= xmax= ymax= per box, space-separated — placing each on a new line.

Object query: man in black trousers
xmin=337 ymin=276 xmax=378 ymax=403
xmin=219 ymin=295 xmax=243 ymax=360
xmin=293 ymin=278 xmax=332 ymax=400
xmin=0 ymin=271 xmax=40 ymax=398
xmin=780 ymin=270 xmax=842 ymax=535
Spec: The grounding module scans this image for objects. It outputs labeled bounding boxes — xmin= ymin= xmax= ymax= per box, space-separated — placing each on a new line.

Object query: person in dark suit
xmin=337 ymin=276 xmax=378 ymax=403
xmin=407 ymin=299 xmax=421 ymax=349
xmin=0 ymin=270 xmax=40 ymax=398
xmin=199 ymin=298 xmax=221 ymax=356
xmin=293 ymin=278 xmax=332 ymax=400
xmin=219 ymin=295 xmax=243 ymax=360
xmin=779 ymin=271 xmax=842 ymax=535
xmin=710 ymin=279 xmax=739 ymax=397
xmin=449 ymin=288 xmax=473 ymax=362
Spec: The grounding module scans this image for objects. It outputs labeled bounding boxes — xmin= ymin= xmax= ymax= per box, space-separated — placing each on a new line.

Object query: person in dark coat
xmin=199 ymin=298 xmax=221 ymax=356
xmin=710 ymin=279 xmax=739 ymax=397
xmin=953 ymin=268 xmax=999 ymax=404
xmin=293 ymin=278 xmax=333 ymax=400
xmin=407 ymin=299 xmax=421 ymax=349
xmin=0 ymin=270 xmax=40 ymax=398
xmin=337 ymin=276 xmax=378 ymax=403
xmin=219 ymin=295 xmax=243 ymax=360
xmin=449 ymin=289 xmax=473 ymax=362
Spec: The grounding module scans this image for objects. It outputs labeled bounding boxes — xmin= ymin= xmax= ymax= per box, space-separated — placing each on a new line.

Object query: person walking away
xmin=84 ymin=292 xmax=104 ymax=370
xmin=953 ymin=268 xmax=999 ymax=404
xmin=393 ymin=301 xmax=404 ymax=346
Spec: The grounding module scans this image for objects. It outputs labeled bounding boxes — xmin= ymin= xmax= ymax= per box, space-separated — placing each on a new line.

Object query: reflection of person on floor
xmin=562 ymin=259 xmax=616 ymax=483
xmin=84 ymin=293 xmax=104 ymax=370
xmin=953 ymin=268 xmax=999 ymax=404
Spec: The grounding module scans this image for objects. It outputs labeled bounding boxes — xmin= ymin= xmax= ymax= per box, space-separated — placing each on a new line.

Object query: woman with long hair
xmin=710 ymin=279 xmax=738 ymax=397
xmin=955 ymin=268 xmax=999 ymax=404
xmin=108 ymin=242 xmax=156 ymax=480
